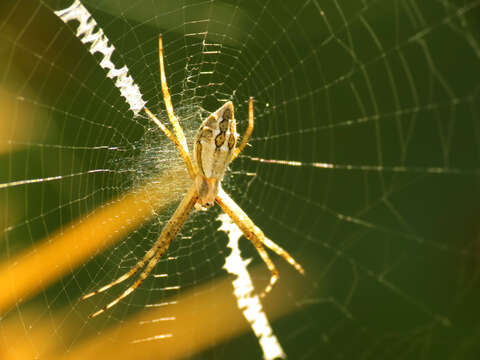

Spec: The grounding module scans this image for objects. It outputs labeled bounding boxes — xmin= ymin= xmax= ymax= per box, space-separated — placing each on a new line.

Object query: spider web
xmin=1 ymin=0 xmax=479 ymax=359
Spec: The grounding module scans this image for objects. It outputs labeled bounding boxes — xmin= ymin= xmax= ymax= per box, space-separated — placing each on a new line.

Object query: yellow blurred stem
xmin=0 ymin=260 xmax=307 ymax=360
xmin=56 ymin=262 xmax=305 ymax=360
xmin=0 ymin=165 xmax=190 ymax=315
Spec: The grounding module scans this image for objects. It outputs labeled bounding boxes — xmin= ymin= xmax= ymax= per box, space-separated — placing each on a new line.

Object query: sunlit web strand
xmin=255 ymin=175 xmax=472 ymax=256
xmin=253 ymin=1 xmax=480 ymax=102
xmin=5 ymin=141 xmax=128 ymax=151
xmin=253 ymin=95 xmax=475 ymax=142
xmin=2 ymin=187 xmax=107 ymax=234
xmin=13 ymin=95 xmax=132 ymax=145
xmin=266 ymin=210 xmax=452 ymax=328
xmin=0 ymin=169 xmax=118 ymax=190
xmin=247 ymin=156 xmax=479 ymax=175
xmin=130 ymin=334 xmax=173 ymax=344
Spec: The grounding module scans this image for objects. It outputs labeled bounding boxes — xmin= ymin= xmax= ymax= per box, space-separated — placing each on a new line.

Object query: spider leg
xmin=231 ymin=97 xmax=254 ymax=161
xmin=143 ymin=107 xmax=196 ymax=178
xmin=260 ymin=236 xmax=304 ymax=273
xmin=249 ymin=238 xmax=279 ymax=297
xmin=81 ymin=244 xmax=156 ymax=300
xmin=88 ymin=184 xmax=198 ymax=318
xmin=89 ymin=240 xmax=171 ymax=318
xmin=216 ymin=187 xmax=304 ymax=297
xmin=158 ymin=35 xmax=192 ymax=166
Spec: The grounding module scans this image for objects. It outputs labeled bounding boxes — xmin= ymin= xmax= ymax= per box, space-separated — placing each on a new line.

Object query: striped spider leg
xmin=82 ymin=35 xmax=304 ymax=318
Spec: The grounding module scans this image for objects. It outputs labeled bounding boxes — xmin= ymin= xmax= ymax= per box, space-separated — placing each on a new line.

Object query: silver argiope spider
xmin=82 ymin=35 xmax=304 ymax=318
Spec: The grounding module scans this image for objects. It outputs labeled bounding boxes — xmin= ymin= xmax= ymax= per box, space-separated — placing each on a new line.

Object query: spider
xmin=82 ymin=35 xmax=304 ymax=318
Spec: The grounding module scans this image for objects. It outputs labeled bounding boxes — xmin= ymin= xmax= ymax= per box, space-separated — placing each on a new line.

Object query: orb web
xmin=0 ymin=0 xmax=479 ymax=359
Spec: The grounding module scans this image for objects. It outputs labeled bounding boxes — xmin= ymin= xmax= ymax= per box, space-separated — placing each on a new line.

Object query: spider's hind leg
xmin=86 ymin=184 xmax=199 ymax=318
xmin=89 ymin=243 xmax=171 ymax=318
xmin=216 ymin=188 xmax=304 ymax=297
xmin=81 ymin=242 xmax=160 ymax=300
xmin=250 ymin=238 xmax=279 ymax=297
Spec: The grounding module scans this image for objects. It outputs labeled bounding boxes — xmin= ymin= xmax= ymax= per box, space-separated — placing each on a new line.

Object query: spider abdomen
xmin=194 ymin=101 xmax=238 ymax=181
